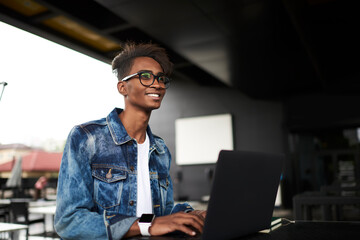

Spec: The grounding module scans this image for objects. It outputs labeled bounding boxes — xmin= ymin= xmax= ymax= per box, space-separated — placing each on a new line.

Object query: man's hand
xmin=149 ymin=212 xmax=205 ymax=236
xmin=187 ymin=210 xmax=207 ymax=220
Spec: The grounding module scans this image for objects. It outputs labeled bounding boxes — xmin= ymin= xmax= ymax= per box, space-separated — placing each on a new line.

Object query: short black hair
xmin=112 ymin=42 xmax=173 ymax=80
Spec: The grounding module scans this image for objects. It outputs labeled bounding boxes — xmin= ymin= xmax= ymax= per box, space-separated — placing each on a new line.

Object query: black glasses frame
xmin=120 ymin=71 xmax=171 ymax=89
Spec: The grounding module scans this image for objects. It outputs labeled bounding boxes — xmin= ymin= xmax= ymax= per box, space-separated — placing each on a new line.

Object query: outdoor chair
xmin=0 ymin=204 xmax=9 ymax=222
xmin=9 ymin=199 xmax=46 ymax=240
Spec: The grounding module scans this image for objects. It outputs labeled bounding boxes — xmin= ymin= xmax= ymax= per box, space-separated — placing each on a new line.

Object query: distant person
xmin=54 ymin=42 xmax=206 ymax=239
xmin=34 ymin=175 xmax=48 ymax=200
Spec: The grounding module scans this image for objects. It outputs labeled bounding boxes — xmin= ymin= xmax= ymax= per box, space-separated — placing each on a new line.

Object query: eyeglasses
xmin=120 ymin=71 xmax=171 ymax=89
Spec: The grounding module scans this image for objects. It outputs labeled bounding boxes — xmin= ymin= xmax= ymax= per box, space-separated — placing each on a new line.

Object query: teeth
xmin=147 ymin=93 xmax=160 ymax=97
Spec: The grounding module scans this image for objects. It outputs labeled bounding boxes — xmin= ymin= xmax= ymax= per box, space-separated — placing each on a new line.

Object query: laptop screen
xmin=202 ymin=150 xmax=283 ymax=240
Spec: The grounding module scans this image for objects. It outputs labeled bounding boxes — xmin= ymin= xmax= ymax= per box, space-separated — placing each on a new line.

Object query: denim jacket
xmin=54 ymin=108 xmax=193 ymax=239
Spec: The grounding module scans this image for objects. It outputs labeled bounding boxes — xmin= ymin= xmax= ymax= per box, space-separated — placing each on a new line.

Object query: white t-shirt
xmin=136 ymin=133 xmax=153 ymax=217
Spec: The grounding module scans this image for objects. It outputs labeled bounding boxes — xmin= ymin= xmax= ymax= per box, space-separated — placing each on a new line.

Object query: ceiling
xmin=0 ymin=0 xmax=359 ymax=100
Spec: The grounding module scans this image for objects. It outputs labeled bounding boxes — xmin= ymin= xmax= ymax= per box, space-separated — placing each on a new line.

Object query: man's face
xmin=119 ymin=56 xmax=166 ymax=112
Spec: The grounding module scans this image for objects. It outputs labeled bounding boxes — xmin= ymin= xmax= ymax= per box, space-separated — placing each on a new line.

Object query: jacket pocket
xmin=92 ymin=166 xmax=127 ymax=210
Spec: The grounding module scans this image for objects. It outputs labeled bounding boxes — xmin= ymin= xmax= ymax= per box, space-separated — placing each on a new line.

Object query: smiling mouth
xmin=147 ymin=93 xmax=160 ymax=97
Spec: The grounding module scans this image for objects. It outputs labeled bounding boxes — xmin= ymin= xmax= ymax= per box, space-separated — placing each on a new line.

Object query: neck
xmin=119 ymin=107 xmax=151 ymax=144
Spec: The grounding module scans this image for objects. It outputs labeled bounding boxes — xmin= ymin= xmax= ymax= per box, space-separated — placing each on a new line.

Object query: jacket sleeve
xmin=54 ymin=126 xmax=137 ymax=240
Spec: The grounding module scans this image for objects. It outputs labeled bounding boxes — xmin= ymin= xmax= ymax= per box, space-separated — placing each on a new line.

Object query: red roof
xmin=0 ymin=151 xmax=62 ymax=172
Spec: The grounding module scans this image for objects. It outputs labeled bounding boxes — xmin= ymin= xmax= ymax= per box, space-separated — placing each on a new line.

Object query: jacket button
xmin=127 ymin=141 xmax=132 ymax=145
xmin=129 ymin=201 xmax=134 ymax=206
xmin=106 ymin=169 xmax=112 ymax=179
xmin=130 ymin=166 xmax=134 ymax=171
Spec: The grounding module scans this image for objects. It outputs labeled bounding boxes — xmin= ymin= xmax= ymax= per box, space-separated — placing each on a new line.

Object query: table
xmin=0 ymin=223 xmax=28 ymax=233
xmin=245 ymin=220 xmax=360 ymax=240
xmin=29 ymin=200 xmax=56 ymax=208
xmin=128 ymin=220 xmax=360 ymax=240
xmin=28 ymin=204 xmax=57 ymax=237
xmin=0 ymin=199 xmax=56 ymax=207
xmin=28 ymin=205 xmax=56 ymax=215
xmin=0 ymin=222 xmax=28 ymax=240
xmin=0 ymin=199 xmax=10 ymax=205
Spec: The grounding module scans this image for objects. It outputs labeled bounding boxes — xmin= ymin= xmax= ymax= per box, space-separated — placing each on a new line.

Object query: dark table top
xmin=244 ymin=221 xmax=360 ymax=240
xmin=129 ymin=220 xmax=360 ymax=240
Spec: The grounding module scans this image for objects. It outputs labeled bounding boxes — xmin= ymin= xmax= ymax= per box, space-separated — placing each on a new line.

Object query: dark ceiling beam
xmin=36 ymin=0 xmax=122 ymax=46
xmin=102 ymin=23 xmax=133 ymax=35
xmin=28 ymin=11 xmax=57 ymax=23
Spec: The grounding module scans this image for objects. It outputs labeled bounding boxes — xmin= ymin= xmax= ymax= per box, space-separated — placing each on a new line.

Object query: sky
xmin=0 ymin=21 xmax=124 ymax=150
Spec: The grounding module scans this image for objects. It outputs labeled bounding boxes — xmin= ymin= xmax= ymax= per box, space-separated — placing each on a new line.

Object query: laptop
xmin=202 ymin=150 xmax=283 ymax=240
xmin=157 ymin=150 xmax=283 ymax=240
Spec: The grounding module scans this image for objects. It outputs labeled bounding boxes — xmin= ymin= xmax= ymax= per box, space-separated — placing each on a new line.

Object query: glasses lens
xmin=140 ymin=72 xmax=152 ymax=80
xmin=139 ymin=72 xmax=170 ymax=88
xmin=158 ymin=76 xmax=170 ymax=87
xmin=158 ymin=75 xmax=166 ymax=83
xmin=139 ymin=72 xmax=153 ymax=86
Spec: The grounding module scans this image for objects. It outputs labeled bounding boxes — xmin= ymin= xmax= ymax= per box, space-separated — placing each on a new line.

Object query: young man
xmin=54 ymin=42 xmax=206 ymax=239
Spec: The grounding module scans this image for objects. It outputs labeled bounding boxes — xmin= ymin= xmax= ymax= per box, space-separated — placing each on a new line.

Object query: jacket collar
xmin=106 ymin=108 xmax=162 ymax=152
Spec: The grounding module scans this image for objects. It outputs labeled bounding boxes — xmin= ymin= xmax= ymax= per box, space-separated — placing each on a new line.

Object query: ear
xmin=117 ymin=81 xmax=127 ymax=96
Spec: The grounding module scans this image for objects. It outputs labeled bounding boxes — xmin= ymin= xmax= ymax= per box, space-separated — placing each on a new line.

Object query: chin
xmin=145 ymin=104 xmax=161 ymax=112
xmin=152 ymin=105 xmax=161 ymax=110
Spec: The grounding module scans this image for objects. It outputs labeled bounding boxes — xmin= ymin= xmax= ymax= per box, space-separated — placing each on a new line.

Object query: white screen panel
xmin=175 ymin=114 xmax=233 ymax=165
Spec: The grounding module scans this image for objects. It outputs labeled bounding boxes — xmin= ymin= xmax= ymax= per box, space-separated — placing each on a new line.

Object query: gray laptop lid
xmin=202 ymin=150 xmax=283 ymax=240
